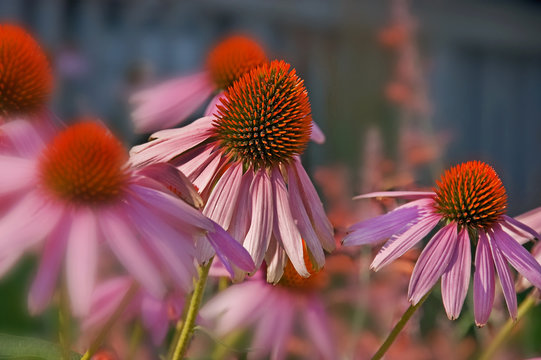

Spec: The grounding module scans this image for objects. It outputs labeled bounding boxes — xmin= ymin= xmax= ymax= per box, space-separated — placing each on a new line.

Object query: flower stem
xmin=479 ymin=291 xmax=538 ymax=360
xmin=371 ymin=291 xmax=431 ymax=360
xmin=169 ymin=259 xmax=213 ymax=360
xmin=80 ymin=281 xmax=139 ymax=360
xmin=58 ymin=285 xmax=71 ymax=360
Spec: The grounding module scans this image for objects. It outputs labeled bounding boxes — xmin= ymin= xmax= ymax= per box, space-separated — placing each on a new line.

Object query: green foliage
xmin=0 ymin=333 xmax=81 ymax=360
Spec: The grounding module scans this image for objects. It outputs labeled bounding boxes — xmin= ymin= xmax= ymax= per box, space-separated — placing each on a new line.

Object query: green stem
xmin=479 ymin=292 xmax=538 ymax=360
xmin=58 ymin=286 xmax=71 ymax=360
xmin=169 ymin=260 xmax=213 ymax=360
xmin=127 ymin=320 xmax=144 ymax=360
xmin=80 ymin=281 xmax=139 ymax=360
xmin=371 ymin=291 xmax=431 ymax=360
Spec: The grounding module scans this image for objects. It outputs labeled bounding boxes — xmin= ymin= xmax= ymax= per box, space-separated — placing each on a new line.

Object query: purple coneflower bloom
xmin=201 ymin=252 xmax=336 ymax=360
xmin=0 ymin=120 xmax=254 ymax=316
xmin=130 ymin=60 xmax=334 ymax=282
xmin=343 ymin=161 xmax=541 ymax=326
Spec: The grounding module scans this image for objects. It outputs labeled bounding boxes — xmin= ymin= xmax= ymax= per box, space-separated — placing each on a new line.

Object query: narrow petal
xmin=290 ymin=159 xmax=334 ymax=252
xmin=408 ymin=223 xmax=458 ymax=304
xmin=343 ymin=199 xmax=432 ymax=246
xmin=28 ymin=217 xmax=69 ymax=314
xmin=141 ymin=295 xmax=170 ymax=345
xmin=310 ymin=121 xmax=325 ymax=144
xmin=287 ymin=164 xmax=325 ymax=269
xmin=304 ymin=297 xmax=336 ymax=360
xmin=371 ymin=214 xmax=441 ymax=271
xmin=83 ymin=277 xmax=132 ymax=330
xmin=0 ymin=155 xmax=36 ymax=195
xmin=205 ymin=222 xmax=255 ymax=274
xmin=441 ymin=229 xmax=471 ymax=320
xmin=203 ymin=162 xmax=244 ymax=230
xmin=131 ymin=72 xmax=215 ymax=133
xmin=271 ymin=168 xmax=309 ymax=277
xmin=501 ymin=215 xmax=539 ymax=241
xmin=354 ymin=191 xmax=436 ymax=200
xmin=492 ymin=225 xmax=541 ymax=290
xmin=269 ymin=295 xmax=295 ymax=360
xmin=227 ymin=170 xmax=253 ymax=242
xmin=473 ymin=232 xmax=495 ymax=326
xmin=0 ymin=119 xmax=46 ymax=157
xmin=488 ymin=231 xmax=518 ymax=320
xmin=66 ymin=209 xmax=98 ymax=316
xmin=204 ymin=92 xmax=224 ymax=116
xmin=515 ymin=207 xmax=541 ymax=234
xmin=265 ymin=238 xmax=287 ymax=283
xmin=100 ymin=209 xmax=166 ymax=297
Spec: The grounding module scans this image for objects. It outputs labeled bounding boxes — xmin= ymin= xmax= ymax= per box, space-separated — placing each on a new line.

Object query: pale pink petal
xmin=244 ymin=170 xmax=273 ymax=269
xmin=493 ymin=224 xmax=541 ymax=290
xmin=487 ymin=231 xmax=518 ymax=320
xmin=441 ymin=229 xmax=471 ymax=320
xmin=191 ymin=150 xmax=224 ymax=193
xmin=271 ymin=168 xmax=308 ymax=277
xmin=195 ymin=232 xmax=215 ymax=265
xmin=28 ymin=216 xmax=69 ymax=314
xmin=0 ymin=251 xmax=22 ymax=278
xmin=0 ymin=119 xmax=46 ymax=157
xmin=515 ymin=207 xmax=541 ymax=234
xmin=304 ymin=297 xmax=336 ymax=360
xmin=265 ymin=238 xmax=287 ymax=283
xmin=66 ymin=209 xmax=98 ymax=316
xmin=0 ymin=155 xmax=36 ymax=195
xmin=99 ymin=209 xmax=166 ymax=297
xmin=141 ymin=295 xmax=170 ymax=345
xmin=287 ymin=164 xmax=325 ymax=268
xmin=83 ymin=277 xmax=132 ymax=330
xmin=343 ymin=199 xmax=430 ymax=246
xmin=354 ymin=191 xmax=436 ymax=200
xmin=129 ymin=116 xmax=215 ymax=167
xmin=370 ymin=214 xmax=441 ymax=271
xmin=269 ymin=295 xmax=295 ymax=360
xmin=227 ymin=169 xmax=253 ymax=242
xmin=203 ymin=162 xmax=244 ymax=230
xmin=135 ymin=162 xmax=203 ymax=209
xmin=473 ymin=232 xmax=495 ymax=327
xmin=408 ymin=223 xmax=458 ymax=304
xmin=131 ymin=72 xmax=215 ymax=133
xmin=310 ymin=121 xmax=325 ymax=144
xmin=291 ymin=159 xmax=334 ymax=252
xmin=501 ymin=215 xmax=539 ymax=241
xmin=204 ymin=92 xmax=224 ymax=116
xmin=206 ymin=222 xmax=255 ymax=274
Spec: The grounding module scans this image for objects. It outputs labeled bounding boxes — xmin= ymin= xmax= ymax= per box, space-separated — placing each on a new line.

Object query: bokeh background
xmin=2 ymin=1 xmax=541 ymax=359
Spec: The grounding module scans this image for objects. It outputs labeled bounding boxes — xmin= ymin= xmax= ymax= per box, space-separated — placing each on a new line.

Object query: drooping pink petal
xmin=141 ymin=295 xmax=170 ymax=345
xmin=343 ymin=199 xmax=431 ymax=246
xmin=203 ymin=162 xmax=244 ymax=230
xmin=99 ymin=209 xmax=166 ymax=298
xmin=441 ymin=229 xmax=471 ymax=320
xmin=227 ymin=170 xmax=253 ymax=242
xmin=83 ymin=277 xmax=132 ymax=330
xmin=370 ymin=214 xmax=441 ymax=271
xmin=515 ymin=207 xmax=541 ymax=234
xmin=66 ymin=209 xmax=98 ymax=316
xmin=206 ymin=222 xmax=255 ymax=275
xmin=501 ymin=215 xmax=539 ymax=241
xmin=408 ymin=223 xmax=458 ymax=304
xmin=354 ymin=191 xmax=436 ymax=200
xmin=310 ymin=121 xmax=325 ymax=144
xmin=195 ymin=232 xmax=215 ymax=265
xmin=304 ymin=297 xmax=336 ymax=360
xmin=0 ymin=119 xmax=46 ymax=157
xmin=287 ymin=164 xmax=325 ymax=269
xmin=244 ymin=170 xmax=274 ymax=269
xmin=0 ymin=155 xmax=36 ymax=196
xmin=492 ymin=224 xmax=541 ymax=290
xmin=473 ymin=232 xmax=495 ymax=327
xmin=28 ymin=216 xmax=69 ymax=314
xmin=290 ymin=159 xmax=335 ymax=252
xmin=265 ymin=238 xmax=287 ymax=284
xmin=487 ymin=230 xmax=518 ymax=320
xmin=129 ymin=116 xmax=215 ymax=167
xmin=204 ymin=92 xmax=224 ymax=116
xmin=269 ymin=294 xmax=295 ymax=360
xmin=0 ymin=251 xmax=22 ymax=277
xmin=271 ymin=168 xmax=309 ymax=277
xmin=131 ymin=72 xmax=215 ymax=133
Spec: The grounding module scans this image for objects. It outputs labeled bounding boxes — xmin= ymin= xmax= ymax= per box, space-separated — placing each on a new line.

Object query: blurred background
xmin=1 ymin=1 xmax=541 ymax=359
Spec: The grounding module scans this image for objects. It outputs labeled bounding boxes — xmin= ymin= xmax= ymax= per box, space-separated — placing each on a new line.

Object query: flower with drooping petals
xmin=130 ymin=36 xmax=325 ymax=143
xmin=201 ymin=250 xmax=336 ymax=360
xmin=0 ymin=120 xmax=254 ymax=316
xmin=131 ymin=60 xmax=334 ymax=282
xmin=343 ymin=160 xmax=541 ymax=326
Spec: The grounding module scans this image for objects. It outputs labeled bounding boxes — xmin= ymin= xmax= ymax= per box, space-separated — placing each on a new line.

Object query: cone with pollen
xmin=344 ymin=160 xmax=541 ymax=326
xmin=277 ymin=243 xmax=328 ymax=292
xmin=213 ymin=60 xmax=312 ymax=169
xmin=0 ymin=24 xmax=52 ymax=118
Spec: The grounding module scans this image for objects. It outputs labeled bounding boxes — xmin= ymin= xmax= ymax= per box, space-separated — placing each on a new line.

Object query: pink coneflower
xmin=201 ymin=251 xmax=336 ymax=360
xmin=130 ymin=36 xmax=325 ymax=143
xmin=343 ymin=161 xmax=541 ymax=326
xmin=0 ymin=24 xmax=56 ymax=156
xmin=131 ymin=60 xmax=334 ymax=281
xmin=0 ymin=120 xmax=254 ymax=316
xmin=83 ymin=276 xmax=185 ymax=345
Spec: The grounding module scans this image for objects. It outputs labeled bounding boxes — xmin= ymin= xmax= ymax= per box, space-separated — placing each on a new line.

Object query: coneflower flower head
xmin=343 ymin=160 xmax=541 ymax=326
xmin=0 ymin=24 xmax=52 ymax=119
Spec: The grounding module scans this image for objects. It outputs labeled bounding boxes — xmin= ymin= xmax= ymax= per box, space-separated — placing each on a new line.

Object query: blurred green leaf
xmin=0 ymin=334 xmax=81 ymax=360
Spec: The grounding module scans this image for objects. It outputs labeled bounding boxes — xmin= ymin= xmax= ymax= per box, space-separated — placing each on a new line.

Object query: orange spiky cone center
xmin=433 ymin=161 xmax=507 ymax=229
xmin=213 ymin=60 xmax=312 ymax=169
xmin=39 ymin=121 xmax=129 ymax=204
xmin=206 ymin=35 xmax=267 ymax=90
xmin=0 ymin=24 xmax=52 ymax=119
xmin=277 ymin=243 xmax=327 ymax=292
